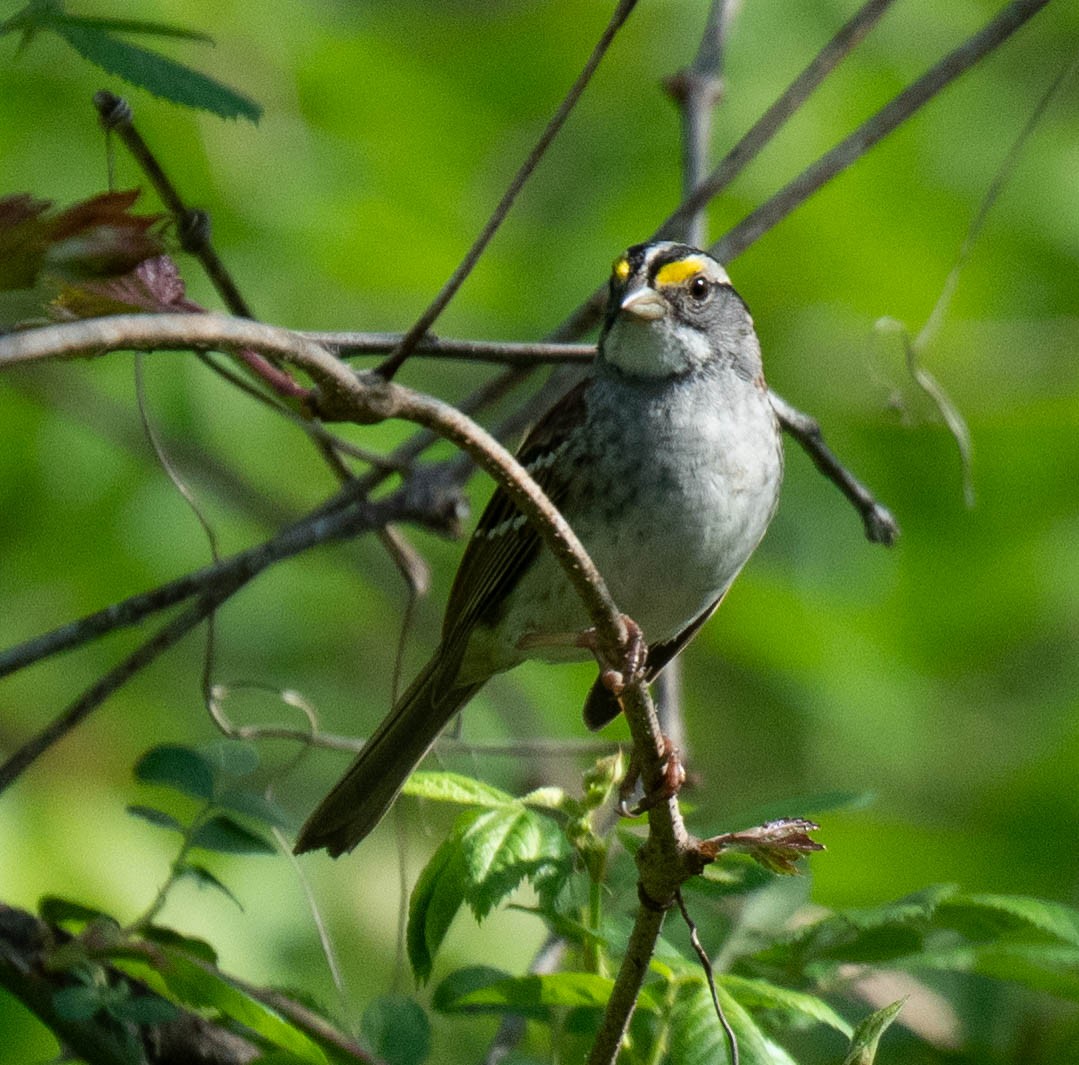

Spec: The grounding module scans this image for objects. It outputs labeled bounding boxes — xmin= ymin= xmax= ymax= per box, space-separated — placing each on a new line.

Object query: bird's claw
xmin=617 ymin=735 xmax=686 ymax=817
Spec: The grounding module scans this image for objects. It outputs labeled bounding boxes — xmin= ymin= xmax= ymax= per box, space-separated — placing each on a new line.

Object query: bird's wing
xmin=442 ymin=377 xmax=590 ymax=646
xmin=581 ymin=593 xmax=726 ymax=730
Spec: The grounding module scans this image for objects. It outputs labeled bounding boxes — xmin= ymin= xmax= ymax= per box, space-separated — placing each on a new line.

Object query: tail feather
xmin=294 ymin=653 xmax=479 ymax=857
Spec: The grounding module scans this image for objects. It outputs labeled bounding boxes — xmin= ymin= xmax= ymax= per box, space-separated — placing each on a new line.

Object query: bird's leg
xmin=516 ymin=614 xmax=647 ymax=692
xmin=617 ymin=734 xmax=686 ymax=816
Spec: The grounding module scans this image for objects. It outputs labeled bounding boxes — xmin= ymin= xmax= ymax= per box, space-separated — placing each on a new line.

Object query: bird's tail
xmin=294 ymin=652 xmax=479 ymax=857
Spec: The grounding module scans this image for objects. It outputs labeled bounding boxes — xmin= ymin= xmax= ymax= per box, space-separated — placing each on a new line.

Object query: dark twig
xmin=375 ymin=0 xmax=640 ymax=379
xmin=551 ymin=0 xmax=899 ymax=342
xmin=0 ymin=478 xmax=463 ymax=792
xmin=94 ymin=90 xmax=253 ymax=319
xmin=310 ymin=331 xmax=595 ymax=366
xmin=711 ymin=0 xmax=1051 ymax=265
xmin=676 ymin=890 xmax=738 ymax=1065
xmin=769 ymin=392 xmax=899 ymax=545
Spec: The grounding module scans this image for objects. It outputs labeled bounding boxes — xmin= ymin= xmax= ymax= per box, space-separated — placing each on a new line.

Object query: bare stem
xmin=376 ymin=0 xmax=640 ymax=379
xmin=711 ymin=0 xmax=1051 ymax=264
xmin=94 ymin=90 xmax=254 ymax=319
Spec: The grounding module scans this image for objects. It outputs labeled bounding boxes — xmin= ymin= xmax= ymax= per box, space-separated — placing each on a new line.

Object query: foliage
xmin=3 ymin=1 xmax=1079 ymax=1064
xmin=1 ymin=1 xmax=260 ymax=120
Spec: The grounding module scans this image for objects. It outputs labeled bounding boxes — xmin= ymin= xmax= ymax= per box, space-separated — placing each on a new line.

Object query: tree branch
xmin=376 ymin=0 xmax=641 ymax=379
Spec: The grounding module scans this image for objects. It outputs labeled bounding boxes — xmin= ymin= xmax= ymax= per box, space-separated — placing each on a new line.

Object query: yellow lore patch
xmin=612 ymin=256 xmax=630 ymax=281
xmin=654 ymin=257 xmax=707 ymax=287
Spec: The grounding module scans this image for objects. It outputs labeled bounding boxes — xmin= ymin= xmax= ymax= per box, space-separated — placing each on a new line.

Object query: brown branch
xmin=375 ymin=0 xmax=640 ymax=379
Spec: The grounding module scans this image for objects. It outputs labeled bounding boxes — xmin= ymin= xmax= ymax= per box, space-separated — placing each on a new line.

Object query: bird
xmin=294 ymin=241 xmax=784 ymax=857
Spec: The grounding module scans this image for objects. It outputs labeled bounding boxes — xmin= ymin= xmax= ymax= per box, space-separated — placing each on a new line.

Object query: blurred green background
xmin=1 ymin=0 xmax=1077 ymax=1061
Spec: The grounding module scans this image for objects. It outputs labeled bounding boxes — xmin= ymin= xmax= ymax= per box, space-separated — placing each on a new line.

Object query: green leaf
xmin=842 ymin=999 xmax=905 ymax=1065
xmin=402 ymin=771 xmax=517 ymax=808
xmin=459 ymin=806 xmax=571 ymax=920
xmin=190 ymin=814 xmax=275 ymax=855
xmin=201 ymin=739 xmax=260 ymax=778
xmin=437 ymin=971 xmax=648 ymax=1018
xmin=141 ymin=925 xmax=219 ymax=965
xmin=126 ymin=804 xmax=185 ymax=833
xmin=432 ymin=966 xmax=511 ymax=1012
xmin=175 ymin=862 xmax=244 ymax=910
xmin=135 ymin=745 xmax=215 ymax=800
xmin=52 ymin=984 xmax=106 ymax=1022
xmin=109 ymin=994 xmax=181 ymax=1025
xmin=215 ymin=786 xmax=292 ymax=829
xmin=47 ymin=20 xmax=261 ymax=122
xmin=912 ymin=942 xmax=1079 ymax=1001
xmin=407 ymin=805 xmax=571 ymax=983
xmin=361 ymin=994 xmax=431 ymax=1065
xmin=38 ymin=896 xmax=111 ymax=928
xmin=668 ymin=979 xmax=784 ymax=1065
xmin=51 ymin=15 xmax=214 ymax=44
xmin=407 ymin=827 xmax=469 ymax=984
xmin=150 ymin=949 xmax=327 ymax=1063
xmin=937 ymin=892 xmax=1079 ymax=947
xmin=719 ymin=974 xmax=852 ymax=1036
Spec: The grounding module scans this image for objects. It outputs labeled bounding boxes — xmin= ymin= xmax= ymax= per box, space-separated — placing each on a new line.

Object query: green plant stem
xmin=125 ymin=810 xmax=204 ymax=934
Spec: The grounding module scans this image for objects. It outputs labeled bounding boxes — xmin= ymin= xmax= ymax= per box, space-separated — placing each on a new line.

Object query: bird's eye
xmin=688 ymin=276 xmax=711 ymax=300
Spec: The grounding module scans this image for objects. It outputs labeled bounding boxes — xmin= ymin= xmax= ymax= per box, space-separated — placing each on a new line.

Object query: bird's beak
xmin=620 ymin=285 xmax=667 ymax=321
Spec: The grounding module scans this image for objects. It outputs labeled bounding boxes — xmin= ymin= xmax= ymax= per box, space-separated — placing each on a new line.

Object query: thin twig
xmin=375 ymin=0 xmax=640 ymax=379
xmin=0 ymin=478 xmax=461 ymax=792
xmin=769 ymin=392 xmax=900 ymax=545
xmin=711 ymin=0 xmax=1051 ymax=265
xmin=676 ymin=890 xmax=738 ymax=1065
xmin=94 ymin=90 xmax=253 ymax=319
xmin=310 ymin=331 xmax=595 ymax=366
xmin=551 ymin=0 xmax=900 ymax=342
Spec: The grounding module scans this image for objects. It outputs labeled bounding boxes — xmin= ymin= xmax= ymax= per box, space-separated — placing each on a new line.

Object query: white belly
xmin=459 ymin=365 xmax=783 ymax=679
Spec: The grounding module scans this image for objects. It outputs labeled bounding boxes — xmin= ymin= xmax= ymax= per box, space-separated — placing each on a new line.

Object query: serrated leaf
xmin=151 ymin=949 xmax=327 ymax=1063
xmin=126 ymin=804 xmax=185 ymax=834
xmin=408 ymin=825 xmax=470 ymax=984
xmin=937 ymin=893 xmax=1079 ymax=947
xmin=175 ymin=862 xmax=244 ymax=911
xmin=48 ymin=20 xmax=260 ymax=122
xmin=407 ymin=805 xmax=570 ymax=983
xmin=215 ymin=786 xmax=291 ymax=829
xmin=720 ymin=974 xmax=852 ymax=1036
xmin=361 ymin=994 xmax=430 ymax=1065
xmin=52 ymin=984 xmax=106 ymax=1021
xmin=135 ymin=744 xmax=215 ymax=800
xmin=402 ymin=771 xmax=516 ymax=808
xmin=668 ymin=979 xmax=780 ymax=1065
xmin=842 ymin=999 xmax=905 ymax=1065
xmin=190 ymin=815 xmax=275 ymax=855
xmin=459 ymin=806 xmax=571 ymax=920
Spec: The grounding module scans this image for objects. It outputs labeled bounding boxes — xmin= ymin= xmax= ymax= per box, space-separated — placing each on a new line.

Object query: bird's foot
xmin=617 ymin=735 xmax=686 ymax=817
xmin=517 ymin=614 xmax=647 ymax=694
xmin=581 ymin=614 xmax=646 ymax=695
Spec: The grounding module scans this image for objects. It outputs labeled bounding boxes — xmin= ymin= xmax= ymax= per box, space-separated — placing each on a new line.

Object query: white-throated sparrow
xmin=295 ymin=241 xmax=783 ymax=856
